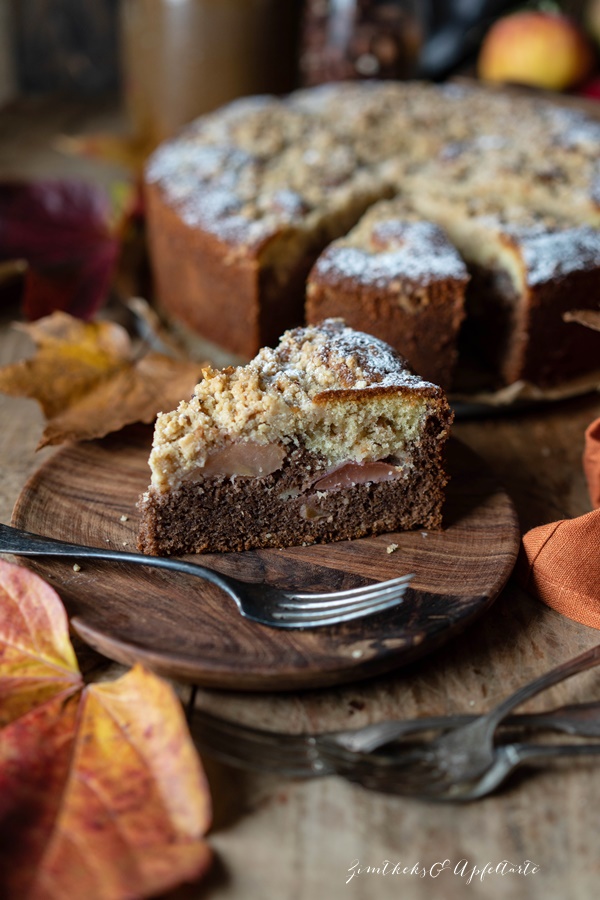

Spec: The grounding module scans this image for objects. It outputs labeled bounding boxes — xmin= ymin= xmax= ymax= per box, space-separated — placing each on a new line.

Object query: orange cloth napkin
xmin=518 ymin=417 xmax=600 ymax=629
xmin=584 ymin=418 xmax=600 ymax=510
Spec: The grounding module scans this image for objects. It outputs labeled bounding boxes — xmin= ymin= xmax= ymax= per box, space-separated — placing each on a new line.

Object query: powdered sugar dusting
xmin=146 ymin=80 xmax=600 ymax=299
xmin=516 ymin=226 xmax=600 ymax=285
xmin=315 ymin=219 xmax=468 ymax=286
xmin=261 ymin=319 xmax=439 ymax=394
xmin=548 ymin=107 xmax=600 ymax=153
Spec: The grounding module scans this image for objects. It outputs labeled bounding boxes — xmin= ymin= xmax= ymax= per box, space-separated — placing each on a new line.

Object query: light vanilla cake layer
xmin=147 ymin=319 xmax=448 ymax=494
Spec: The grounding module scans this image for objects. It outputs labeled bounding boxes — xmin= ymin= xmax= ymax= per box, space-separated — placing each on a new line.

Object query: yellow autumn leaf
xmin=0 ymin=312 xmax=204 ymax=448
xmin=0 ymin=557 xmax=81 ymax=727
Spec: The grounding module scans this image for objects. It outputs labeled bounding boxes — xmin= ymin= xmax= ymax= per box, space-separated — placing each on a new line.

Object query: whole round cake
xmin=145 ymin=80 xmax=600 ymax=389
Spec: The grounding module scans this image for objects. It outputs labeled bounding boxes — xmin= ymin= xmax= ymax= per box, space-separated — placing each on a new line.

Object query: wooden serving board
xmin=12 ymin=426 xmax=520 ymax=690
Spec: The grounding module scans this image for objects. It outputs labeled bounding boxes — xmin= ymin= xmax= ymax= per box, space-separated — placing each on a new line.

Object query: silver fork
xmin=328 ymin=699 xmax=600 ymax=753
xmin=0 ymin=523 xmax=414 ymax=629
xmin=189 ymin=700 xmax=600 ymax=777
xmin=318 ymin=643 xmax=600 ymax=797
xmin=336 ymin=740 xmax=600 ymax=801
xmin=190 ymin=708 xmax=600 ymax=799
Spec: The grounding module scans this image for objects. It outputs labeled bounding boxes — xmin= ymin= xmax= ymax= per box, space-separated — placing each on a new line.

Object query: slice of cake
xmin=305 ymin=198 xmax=470 ymax=388
xmin=137 ymin=320 xmax=452 ymax=556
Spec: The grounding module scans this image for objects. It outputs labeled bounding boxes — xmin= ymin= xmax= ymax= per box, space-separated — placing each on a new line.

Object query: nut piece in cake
xmin=137 ymin=320 xmax=453 ymax=556
xmin=306 ymin=198 xmax=470 ymax=388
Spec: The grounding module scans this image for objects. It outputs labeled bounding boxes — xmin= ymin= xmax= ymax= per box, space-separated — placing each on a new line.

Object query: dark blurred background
xmin=12 ymin=0 xmax=121 ymax=94
xmin=0 ymin=1 xmax=592 ymax=93
xmin=0 ymin=1 xmax=597 ymax=142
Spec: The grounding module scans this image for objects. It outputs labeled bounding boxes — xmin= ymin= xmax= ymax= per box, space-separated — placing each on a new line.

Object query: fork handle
xmin=510 ymin=742 xmax=600 ymax=763
xmin=0 ymin=522 xmax=240 ymax=603
xmin=326 ymin=699 xmax=600 ymax=754
xmin=470 ymin=741 xmax=600 ymax=801
xmin=484 ymin=643 xmax=600 ymax=736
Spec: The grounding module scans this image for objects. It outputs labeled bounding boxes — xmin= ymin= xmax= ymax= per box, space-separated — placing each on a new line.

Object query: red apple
xmin=478 ymin=11 xmax=596 ymax=91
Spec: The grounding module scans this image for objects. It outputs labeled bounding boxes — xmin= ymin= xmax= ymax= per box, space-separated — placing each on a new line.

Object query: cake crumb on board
xmin=386 ymin=543 xmax=399 ymax=554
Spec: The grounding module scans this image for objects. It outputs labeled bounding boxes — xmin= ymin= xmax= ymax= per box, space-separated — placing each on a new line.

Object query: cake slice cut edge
xmin=305 ymin=197 xmax=470 ymax=389
xmin=406 ymin=192 xmax=600 ymax=386
xmin=137 ymin=319 xmax=453 ymax=556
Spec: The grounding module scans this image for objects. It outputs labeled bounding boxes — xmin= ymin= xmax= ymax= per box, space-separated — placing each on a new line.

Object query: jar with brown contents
xmin=300 ymin=0 xmax=425 ymax=86
xmin=120 ymin=0 xmax=303 ymax=146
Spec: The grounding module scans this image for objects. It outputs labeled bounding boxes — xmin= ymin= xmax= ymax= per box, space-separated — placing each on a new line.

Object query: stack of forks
xmin=190 ymin=644 xmax=600 ymax=801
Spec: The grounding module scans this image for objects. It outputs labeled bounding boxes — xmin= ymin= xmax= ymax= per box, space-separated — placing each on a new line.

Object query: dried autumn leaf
xmin=0 ymin=557 xmax=80 ymax=728
xmin=55 ymin=134 xmax=153 ymax=176
xmin=0 ymin=312 xmax=204 ymax=448
xmin=0 ymin=314 xmax=132 ymax=418
xmin=0 ymin=180 xmax=120 ymax=320
xmin=563 ymin=309 xmax=600 ymax=332
xmin=0 ymin=559 xmax=212 ymax=899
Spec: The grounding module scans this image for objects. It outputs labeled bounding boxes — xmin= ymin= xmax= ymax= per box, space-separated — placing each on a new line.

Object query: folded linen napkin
xmin=518 ymin=417 xmax=600 ymax=629
xmin=584 ymin=418 xmax=600 ymax=510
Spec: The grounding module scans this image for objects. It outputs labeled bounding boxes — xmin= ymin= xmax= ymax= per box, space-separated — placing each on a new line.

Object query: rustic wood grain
xmin=11 ymin=428 xmax=519 ymax=689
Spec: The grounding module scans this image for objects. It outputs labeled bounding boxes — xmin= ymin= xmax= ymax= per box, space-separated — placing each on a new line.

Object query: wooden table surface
xmin=1 ymin=98 xmax=600 ymax=900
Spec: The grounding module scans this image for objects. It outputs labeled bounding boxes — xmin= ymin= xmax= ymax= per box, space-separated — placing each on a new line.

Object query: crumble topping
xmin=147 ymin=81 xmax=600 ymax=257
xmin=149 ymin=320 xmax=446 ymax=492
xmin=393 ymin=191 xmax=600 ymax=291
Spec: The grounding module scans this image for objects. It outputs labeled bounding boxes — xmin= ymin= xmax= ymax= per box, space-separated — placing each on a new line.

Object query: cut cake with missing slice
xmin=406 ymin=193 xmax=600 ymax=386
xmin=137 ymin=320 xmax=453 ymax=556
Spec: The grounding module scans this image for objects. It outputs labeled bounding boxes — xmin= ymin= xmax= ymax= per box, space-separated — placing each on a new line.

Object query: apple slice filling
xmin=201 ymin=441 xmax=287 ymax=477
xmin=188 ymin=442 xmax=405 ymax=498
xmin=312 ymin=461 xmax=403 ymax=491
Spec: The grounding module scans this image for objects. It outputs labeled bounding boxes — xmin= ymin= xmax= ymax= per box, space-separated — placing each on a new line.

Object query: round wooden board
xmin=12 ymin=426 xmax=520 ymax=691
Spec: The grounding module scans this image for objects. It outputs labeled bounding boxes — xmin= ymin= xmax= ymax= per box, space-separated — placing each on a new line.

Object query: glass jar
xmin=300 ymin=0 xmax=426 ymax=86
xmin=120 ymin=0 xmax=302 ymax=146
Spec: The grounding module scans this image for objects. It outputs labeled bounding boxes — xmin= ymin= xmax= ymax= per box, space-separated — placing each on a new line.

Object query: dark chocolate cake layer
xmin=138 ymin=437 xmax=447 ymax=556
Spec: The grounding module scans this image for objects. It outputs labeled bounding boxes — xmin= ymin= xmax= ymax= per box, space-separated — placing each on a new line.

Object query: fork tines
xmin=273 ymin=573 xmax=414 ymax=624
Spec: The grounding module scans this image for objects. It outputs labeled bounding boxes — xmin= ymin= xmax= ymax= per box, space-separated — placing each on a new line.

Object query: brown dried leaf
xmin=563 ymin=309 xmax=600 ymax=332
xmin=0 ymin=311 xmax=204 ymax=448
xmin=39 ymin=352 xmax=204 ymax=448
xmin=55 ymin=134 xmax=153 ymax=175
